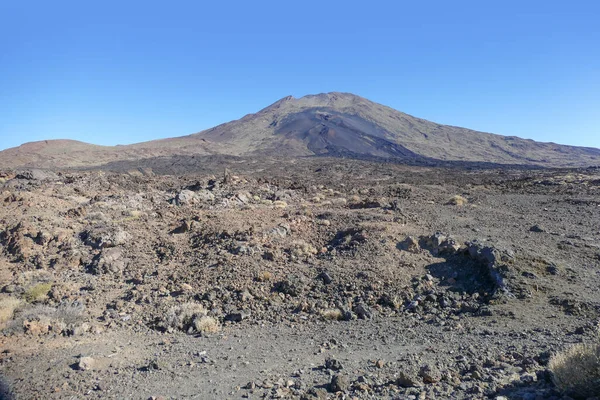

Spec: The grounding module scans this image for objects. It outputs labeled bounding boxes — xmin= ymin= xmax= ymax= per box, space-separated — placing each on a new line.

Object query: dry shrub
xmin=256 ymin=271 xmax=273 ymax=282
xmin=273 ymin=200 xmax=288 ymax=208
xmin=321 ymin=309 xmax=343 ymax=321
xmin=446 ymin=195 xmax=468 ymax=206
xmin=0 ymin=296 xmax=22 ymax=326
xmin=3 ymin=301 xmax=85 ymax=335
xmin=85 ymin=211 xmax=108 ymax=222
xmin=16 ymin=270 xmax=52 ymax=286
xmin=549 ymin=342 xmax=600 ymax=398
xmin=163 ymin=302 xmax=211 ymax=333
xmin=290 ymin=240 xmax=318 ymax=258
xmin=193 ymin=316 xmax=220 ymax=334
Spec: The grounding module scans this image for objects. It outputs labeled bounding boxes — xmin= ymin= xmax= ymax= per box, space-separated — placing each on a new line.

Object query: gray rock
xmin=2 ymin=284 xmax=16 ymax=293
xmin=16 ymin=169 xmax=59 ymax=181
xmin=317 ymin=272 xmax=333 ymax=284
xmin=171 ymin=220 xmax=192 ymax=234
xmin=196 ymin=190 xmax=215 ymax=202
xmin=232 ymin=244 xmax=255 ymax=256
xmin=353 ymin=303 xmax=373 ymax=319
xmin=305 ymin=387 xmax=328 ymax=399
xmin=419 ymin=364 xmax=442 ymax=383
xmin=529 ymin=225 xmax=545 ymax=233
xmin=90 ymin=247 xmax=128 ymax=275
xmin=236 ymin=192 xmax=250 ymax=204
xmin=78 ymin=356 xmax=95 ymax=371
xmin=273 ymin=275 xmax=304 ymax=297
xmin=546 ymin=264 xmax=559 ymax=275
xmin=84 ymin=226 xmax=130 ymax=249
xmin=325 ymin=357 xmax=343 ymax=371
xmin=269 ymin=224 xmax=289 ymax=238
xmin=329 ymin=374 xmax=349 ymax=392
xmin=340 ymin=307 xmax=354 ymax=321
xmin=174 ymin=190 xmax=197 ymax=206
xmin=397 ymin=370 xmax=423 ymax=387
xmin=225 ymin=310 xmax=250 ymax=322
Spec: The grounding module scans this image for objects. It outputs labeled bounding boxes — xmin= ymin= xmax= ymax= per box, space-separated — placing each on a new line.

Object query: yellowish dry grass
xmin=0 ymin=296 xmax=22 ymax=326
xmin=256 ymin=271 xmax=273 ymax=282
xmin=321 ymin=309 xmax=343 ymax=321
xmin=193 ymin=316 xmax=220 ymax=334
xmin=446 ymin=195 xmax=468 ymax=206
xmin=273 ymin=200 xmax=288 ymax=208
xmin=549 ymin=342 xmax=600 ymax=397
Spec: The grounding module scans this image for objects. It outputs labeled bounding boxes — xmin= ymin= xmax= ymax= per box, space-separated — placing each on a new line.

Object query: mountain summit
xmin=1 ymin=92 xmax=599 ymax=169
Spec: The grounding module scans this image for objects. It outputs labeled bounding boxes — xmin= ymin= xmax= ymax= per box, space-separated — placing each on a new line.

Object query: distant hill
xmin=1 ymin=92 xmax=599 ymax=169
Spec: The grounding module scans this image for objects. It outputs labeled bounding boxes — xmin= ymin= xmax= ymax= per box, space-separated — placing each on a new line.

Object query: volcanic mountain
xmin=1 ymin=92 xmax=599 ymax=169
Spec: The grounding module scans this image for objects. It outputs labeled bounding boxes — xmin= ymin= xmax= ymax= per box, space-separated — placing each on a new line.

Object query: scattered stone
xmin=225 ymin=310 xmax=250 ymax=323
xmin=398 ymin=236 xmax=421 ymax=253
xmin=546 ymin=264 xmax=559 ymax=275
xmin=71 ymin=323 xmax=90 ymax=336
xmin=180 ymin=283 xmax=193 ymax=292
xmin=317 ymin=272 xmax=333 ymax=284
xmin=78 ymin=356 xmax=95 ymax=371
xmin=353 ymin=303 xmax=373 ymax=319
xmin=196 ymin=190 xmax=215 ymax=202
xmin=273 ymin=276 xmax=304 ymax=297
xmin=529 ymin=225 xmax=545 ymax=233
xmin=303 ymin=387 xmax=328 ymax=400
xmin=15 ymin=169 xmax=59 ymax=181
xmin=419 ymin=364 xmax=441 ymax=383
xmin=173 ymin=190 xmax=197 ymax=206
xmin=172 ymin=220 xmax=192 ymax=234
xmin=397 ymin=370 xmax=423 ymax=387
xmin=329 ymin=374 xmax=349 ymax=393
xmin=325 ymin=357 xmax=343 ymax=371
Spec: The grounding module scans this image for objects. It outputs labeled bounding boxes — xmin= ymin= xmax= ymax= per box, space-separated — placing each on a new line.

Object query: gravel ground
xmin=0 ymin=159 xmax=599 ymax=399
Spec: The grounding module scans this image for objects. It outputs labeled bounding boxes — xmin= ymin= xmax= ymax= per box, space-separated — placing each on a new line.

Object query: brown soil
xmin=0 ymin=159 xmax=599 ymax=399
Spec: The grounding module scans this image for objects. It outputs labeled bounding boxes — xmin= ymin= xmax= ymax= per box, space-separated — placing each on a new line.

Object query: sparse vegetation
xmin=3 ymin=302 xmax=86 ymax=335
xmin=0 ymin=296 xmax=22 ymax=326
xmin=193 ymin=315 xmax=220 ymax=334
xmin=256 ymin=271 xmax=273 ymax=282
xmin=289 ymin=240 xmax=318 ymax=258
xmin=1 ymin=157 xmax=600 ymax=398
xmin=273 ymin=200 xmax=288 ymax=208
xmin=446 ymin=195 xmax=468 ymax=206
xmin=163 ymin=302 xmax=211 ymax=333
xmin=549 ymin=342 xmax=600 ymax=398
xmin=321 ymin=308 xmax=343 ymax=321
xmin=23 ymin=282 xmax=53 ymax=303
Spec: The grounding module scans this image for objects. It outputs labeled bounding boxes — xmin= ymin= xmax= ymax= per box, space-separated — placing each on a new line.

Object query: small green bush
xmin=23 ymin=283 xmax=53 ymax=303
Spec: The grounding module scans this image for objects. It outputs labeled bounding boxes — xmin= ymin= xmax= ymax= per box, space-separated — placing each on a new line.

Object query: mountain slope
xmin=192 ymin=92 xmax=600 ymax=166
xmin=1 ymin=92 xmax=599 ymax=169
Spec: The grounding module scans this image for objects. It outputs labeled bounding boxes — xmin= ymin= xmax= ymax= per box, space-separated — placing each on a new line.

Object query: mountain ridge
xmin=1 ymin=92 xmax=599 ymax=169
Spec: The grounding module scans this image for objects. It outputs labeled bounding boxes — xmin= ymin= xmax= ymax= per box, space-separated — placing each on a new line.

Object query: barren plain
xmin=0 ymin=157 xmax=599 ymax=399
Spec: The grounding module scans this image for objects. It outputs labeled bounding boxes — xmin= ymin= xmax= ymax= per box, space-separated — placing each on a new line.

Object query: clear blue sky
xmin=1 ymin=0 xmax=599 ymax=151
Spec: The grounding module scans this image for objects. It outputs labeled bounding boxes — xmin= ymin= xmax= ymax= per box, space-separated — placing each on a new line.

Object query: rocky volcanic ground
xmin=0 ymin=158 xmax=599 ymax=399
